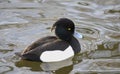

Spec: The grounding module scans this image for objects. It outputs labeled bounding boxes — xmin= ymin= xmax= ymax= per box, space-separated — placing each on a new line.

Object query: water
xmin=0 ymin=0 xmax=120 ymax=74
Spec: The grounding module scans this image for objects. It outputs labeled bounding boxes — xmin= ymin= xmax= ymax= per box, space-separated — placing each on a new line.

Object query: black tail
xmin=15 ymin=52 xmax=26 ymax=59
xmin=15 ymin=52 xmax=41 ymax=61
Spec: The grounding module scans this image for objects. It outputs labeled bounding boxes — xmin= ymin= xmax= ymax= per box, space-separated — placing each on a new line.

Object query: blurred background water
xmin=0 ymin=0 xmax=120 ymax=74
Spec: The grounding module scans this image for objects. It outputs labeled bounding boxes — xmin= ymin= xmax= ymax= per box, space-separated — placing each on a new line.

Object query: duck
xmin=16 ymin=18 xmax=81 ymax=62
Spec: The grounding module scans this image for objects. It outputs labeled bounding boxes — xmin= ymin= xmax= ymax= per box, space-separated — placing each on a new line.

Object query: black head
xmin=51 ymin=18 xmax=75 ymax=41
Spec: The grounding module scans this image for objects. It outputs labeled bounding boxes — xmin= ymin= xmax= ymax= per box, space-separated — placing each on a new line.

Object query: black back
xmin=17 ymin=36 xmax=70 ymax=61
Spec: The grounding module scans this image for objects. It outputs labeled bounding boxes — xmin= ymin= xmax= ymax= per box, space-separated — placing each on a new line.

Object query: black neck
xmin=69 ymin=36 xmax=81 ymax=54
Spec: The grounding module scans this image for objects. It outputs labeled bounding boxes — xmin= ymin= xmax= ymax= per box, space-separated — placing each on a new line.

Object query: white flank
xmin=40 ymin=46 xmax=74 ymax=62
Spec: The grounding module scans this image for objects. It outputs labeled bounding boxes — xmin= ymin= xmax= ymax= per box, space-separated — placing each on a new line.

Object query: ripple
xmin=96 ymin=61 xmax=120 ymax=68
xmin=107 ymin=9 xmax=120 ymax=14
xmin=76 ymin=27 xmax=100 ymax=35
xmin=77 ymin=1 xmax=90 ymax=6
xmin=0 ymin=49 xmax=13 ymax=54
xmin=97 ymin=41 xmax=120 ymax=50
xmin=0 ymin=12 xmax=28 ymax=23
xmin=103 ymin=23 xmax=120 ymax=32
xmin=70 ymin=59 xmax=120 ymax=74
xmin=0 ymin=65 xmax=13 ymax=74
xmin=88 ymin=41 xmax=120 ymax=58
xmin=78 ymin=28 xmax=94 ymax=34
xmin=106 ymin=32 xmax=120 ymax=40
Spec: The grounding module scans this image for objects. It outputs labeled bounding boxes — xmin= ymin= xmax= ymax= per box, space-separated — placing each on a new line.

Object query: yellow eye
xmin=68 ymin=28 xmax=71 ymax=31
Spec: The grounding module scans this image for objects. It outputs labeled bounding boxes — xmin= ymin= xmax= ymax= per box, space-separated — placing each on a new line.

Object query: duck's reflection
xmin=15 ymin=57 xmax=74 ymax=73
xmin=41 ymin=57 xmax=73 ymax=71
xmin=15 ymin=59 xmax=42 ymax=71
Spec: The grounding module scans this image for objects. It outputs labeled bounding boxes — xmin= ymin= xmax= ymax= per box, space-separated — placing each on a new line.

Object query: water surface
xmin=0 ymin=0 xmax=120 ymax=74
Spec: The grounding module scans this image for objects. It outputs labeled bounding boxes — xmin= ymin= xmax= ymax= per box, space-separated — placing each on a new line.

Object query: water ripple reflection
xmin=0 ymin=65 xmax=13 ymax=74
xmin=0 ymin=0 xmax=120 ymax=74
